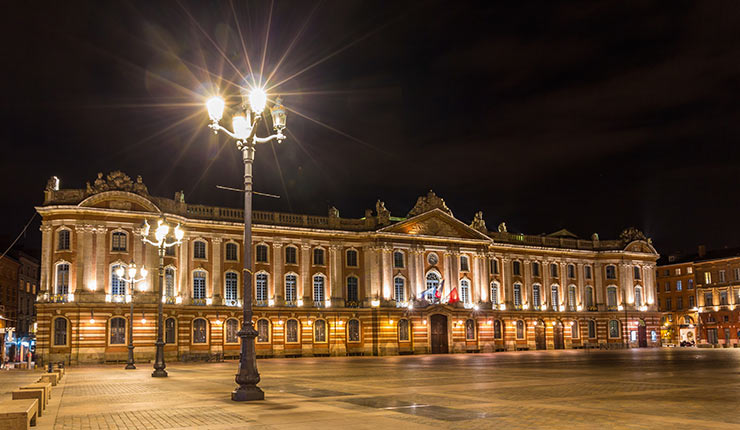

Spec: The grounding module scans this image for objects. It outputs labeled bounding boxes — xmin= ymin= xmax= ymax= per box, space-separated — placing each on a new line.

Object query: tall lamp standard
xmin=116 ymin=263 xmax=148 ymax=369
xmin=205 ymin=87 xmax=287 ymax=401
xmin=141 ymin=218 xmax=184 ymax=377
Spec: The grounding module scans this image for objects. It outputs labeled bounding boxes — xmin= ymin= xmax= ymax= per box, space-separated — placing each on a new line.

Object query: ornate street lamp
xmin=115 ymin=263 xmax=148 ymax=369
xmin=205 ymin=86 xmax=286 ymax=401
xmin=141 ymin=218 xmax=184 ymax=377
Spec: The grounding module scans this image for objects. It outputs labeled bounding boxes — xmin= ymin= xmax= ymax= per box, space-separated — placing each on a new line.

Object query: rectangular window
xmin=58 ymin=230 xmax=70 ymax=250
xmin=286 ymin=320 xmax=298 ymax=343
xmin=687 ymin=267 xmax=693 ymax=274
xmin=571 ymin=321 xmax=579 ymax=339
xmin=720 ymin=290 xmax=728 ymax=305
xmin=490 ymin=259 xmax=499 ymax=274
xmin=193 ymin=272 xmax=206 ymax=299
xmin=605 ymin=265 xmax=616 ymax=279
xmin=688 ymin=279 xmax=694 ymax=289
xmin=704 ymin=272 xmax=712 ymax=284
xmin=225 ymin=243 xmax=238 ymax=261
xmin=112 ymin=232 xmax=127 ymax=252
xmin=532 ymin=262 xmax=540 ymax=277
xmin=285 ymin=246 xmax=297 ymax=264
xmin=665 ymin=298 xmax=672 ymax=311
xmin=513 ymin=261 xmax=521 ymax=276
xmin=719 ymin=270 xmax=726 ymax=283
xmin=689 ymin=295 xmax=695 ymax=308
xmin=285 ymin=275 xmax=297 ymax=303
xmin=584 ymin=265 xmax=592 ymax=279
xmin=735 ymin=268 xmax=740 ymax=281
xmin=665 ymin=282 xmax=671 ymax=292
xmin=676 ymin=280 xmax=682 ymax=291
xmin=633 ymin=266 xmax=641 ymax=280
xmin=346 ymin=250 xmax=358 ymax=267
xmin=255 ymin=245 xmax=268 ymax=263
xmin=551 ymin=264 xmax=559 ymax=278
xmin=677 ymin=297 xmax=683 ymax=309
xmin=393 ymin=251 xmax=404 ymax=268
xmin=675 ymin=268 xmax=681 ymax=275
xmin=465 ymin=319 xmax=476 ymax=340
xmin=165 ymin=245 xmax=176 ymax=257
xmin=313 ymin=249 xmax=324 ymax=266
xmin=513 ymin=285 xmax=522 ymax=307
xmin=193 ymin=241 xmax=206 ymax=259
xmin=460 ymin=256 xmax=470 ymax=272
xmin=567 ymin=264 xmax=575 ymax=279
xmin=704 ymin=292 xmax=713 ymax=306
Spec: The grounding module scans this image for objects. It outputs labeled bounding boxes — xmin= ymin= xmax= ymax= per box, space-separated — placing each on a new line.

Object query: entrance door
xmin=553 ymin=322 xmax=564 ymax=349
xmin=707 ymin=328 xmax=718 ymax=345
xmin=638 ymin=321 xmax=647 ymax=348
xmin=535 ymin=322 xmax=546 ymax=350
xmin=724 ymin=328 xmax=731 ymax=345
xmin=430 ymin=314 xmax=449 ymax=354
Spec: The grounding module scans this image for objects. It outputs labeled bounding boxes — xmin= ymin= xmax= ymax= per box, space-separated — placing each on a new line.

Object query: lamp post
xmin=140 ymin=218 xmax=184 ymax=377
xmin=205 ymin=86 xmax=286 ymax=401
xmin=116 ymin=263 xmax=148 ymax=370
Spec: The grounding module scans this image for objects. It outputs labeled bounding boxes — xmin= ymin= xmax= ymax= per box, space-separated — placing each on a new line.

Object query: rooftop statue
xmin=407 ymin=190 xmax=453 ymax=217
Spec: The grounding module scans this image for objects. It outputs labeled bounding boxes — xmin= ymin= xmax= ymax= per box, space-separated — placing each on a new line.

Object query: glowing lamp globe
xmin=270 ymin=96 xmax=287 ymax=130
xmin=155 ymin=222 xmax=169 ymax=242
xmin=206 ymin=96 xmax=225 ymax=121
xmin=140 ymin=267 xmax=148 ymax=278
xmin=232 ymin=115 xmax=250 ymax=139
xmin=248 ymin=88 xmax=267 ymax=113
xmin=115 ymin=267 xmax=125 ymax=278
xmin=128 ymin=266 xmax=137 ymax=279
xmin=174 ymin=225 xmax=184 ymax=241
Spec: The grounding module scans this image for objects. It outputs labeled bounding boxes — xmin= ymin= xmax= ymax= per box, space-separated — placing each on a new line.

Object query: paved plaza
xmin=3 ymin=348 xmax=740 ymax=429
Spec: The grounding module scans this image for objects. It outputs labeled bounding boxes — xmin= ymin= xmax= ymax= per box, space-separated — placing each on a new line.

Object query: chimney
xmin=698 ymin=245 xmax=706 ymax=258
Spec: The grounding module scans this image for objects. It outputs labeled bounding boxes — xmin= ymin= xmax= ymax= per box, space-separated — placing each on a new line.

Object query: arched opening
xmin=535 ymin=319 xmax=546 ymax=350
xmin=637 ymin=318 xmax=647 ymax=347
xmin=430 ymin=314 xmax=448 ymax=354
xmin=553 ymin=320 xmax=565 ymax=349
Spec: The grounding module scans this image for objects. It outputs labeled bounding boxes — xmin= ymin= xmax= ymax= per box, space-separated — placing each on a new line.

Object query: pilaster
xmin=272 ymin=243 xmax=284 ymax=303
xmin=212 ymin=237 xmax=222 ymax=303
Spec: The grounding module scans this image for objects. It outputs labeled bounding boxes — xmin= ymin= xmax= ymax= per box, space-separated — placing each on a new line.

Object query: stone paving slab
xmin=4 ymin=349 xmax=740 ymax=429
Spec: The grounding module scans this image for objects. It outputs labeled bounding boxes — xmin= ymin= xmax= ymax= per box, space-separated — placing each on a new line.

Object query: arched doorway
xmin=535 ymin=320 xmax=546 ymax=350
xmin=553 ymin=321 xmax=564 ymax=349
xmin=637 ymin=319 xmax=647 ymax=347
xmin=430 ymin=314 xmax=449 ymax=354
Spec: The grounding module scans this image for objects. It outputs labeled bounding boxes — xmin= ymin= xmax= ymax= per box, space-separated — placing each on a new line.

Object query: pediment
xmin=624 ymin=240 xmax=658 ymax=255
xmin=78 ymin=191 xmax=159 ymax=213
xmin=379 ymin=209 xmax=491 ymax=241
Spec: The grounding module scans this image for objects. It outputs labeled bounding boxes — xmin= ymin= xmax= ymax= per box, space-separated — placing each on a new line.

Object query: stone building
xmin=35 ymin=172 xmax=661 ymax=365
xmin=656 ymin=246 xmax=740 ymax=347
xmin=16 ymin=252 xmax=39 ymax=338
xmin=0 ymin=254 xmax=20 ymax=363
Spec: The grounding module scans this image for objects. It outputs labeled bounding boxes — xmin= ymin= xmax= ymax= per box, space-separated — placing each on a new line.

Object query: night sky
xmin=2 ymin=1 xmax=740 ymax=258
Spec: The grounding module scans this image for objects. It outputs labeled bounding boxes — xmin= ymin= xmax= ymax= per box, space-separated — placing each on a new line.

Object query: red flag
xmin=447 ymin=287 xmax=460 ymax=304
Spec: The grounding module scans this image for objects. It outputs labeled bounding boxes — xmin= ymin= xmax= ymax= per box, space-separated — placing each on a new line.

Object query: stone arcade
xmin=35 ymin=172 xmax=660 ymax=365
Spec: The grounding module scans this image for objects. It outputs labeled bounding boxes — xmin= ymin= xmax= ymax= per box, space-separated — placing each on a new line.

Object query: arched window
xmin=567 ymin=264 xmax=575 ymax=279
xmin=314 ymin=320 xmax=326 ymax=343
xmin=460 ymin=255 xmax=470 ymax=272
xmin=425 ymin=272 xmax=440 ymax=301
xmin=346 ymin=249 xmax=358 ymax=267
xmin=256 ymin=319 xmax=270 ymax=343
xmin=513 ymin=283 xmax=522 ymax=308
xmin=532 ymin=262 xmax=541 ymax=277
xmin=193 ymin=271 xmax=207 ymax=299
xmin=605 ymin=265 xmax=617 ymax=279
xmin=164 ymin=268 xmax=175 ymax=297
xmin=285 ymin=245 xmax=298 ymax=265
xmin=493 ymin=320 xmax=502 ymax=339
xmin=111 ymin=231 xmax=127 ymax=252
xmin=608 ymin=320 xmax=620 ymax=338
xmin=110 ymin=317 xmax=126 ymax=344
xmin=585 ymin=286 xmax=594 ymax=309
xmin=255 ymin=273 xmax=268 ymax=302
xmin=588 ymin=320 xmax=596 ymax=338
xmin=313 ymin=275 xmax=325 ymax=303
xmin=490 ymin=282 xmax=499 ymax=306
xmin=285 ymin=274 xmax=297 ymax=303
xmin=571 ymin=321 xmax=580 ymax=338
xmin=346 ymin=276 xmax=358 ymax=303
xmin=533 ymin=284 xmax=541 ymax=308
xmin=225 ymin=319 xmax=239 ymax=343
xmin=393 ymin=251 xmax=404 ymax=268
xmin=313 ymin=248 xmax=325 ymax=266
xmin=398 ymin=319 xmax=410 ymax=342
xmin=633 ymin=266 xmax=641 ymax=280
xmin=683 ymin=316 xmax=693 ymax=325
xmin=550 ymin=263 xmax=559 ymax=278
xmin=225 ymin=272 xmax=238 ymax=302
xmin=512 ymin=261 xmax=522 ymax=276
xmin=55 ymin=263 xmax=70 ymax=295
xmin=551 ymin=285 xmax=560 ymax=311
xmin=165 ymin=317 xmax=176 ymax=344
xmin=606 ymin=286 xmax=618 ymax=308
xmin=53 ymin=317 xmax=68 ymax=346
xmin=465 ymin=319 xmax=476 ymax=340
xmin=255 ymin=244 xmax=268 ymax=263
xmin=57 ymin=229 xmax=70 ymax=250
xmin=286 ymin=319 xmax=299 ymax=343
xmin=111 ymin=263 xmax=126 ymax=296
xmin=567 ymin=285 xmax=577 ymax=311
xmin=634 ymin=286 xmax=643 ymax=307
xmin=347 ymin=319 xmax=360 ymax=342
xmin=516 ymin=320 xmax=525 ymax=339
xmin=193 ymin=240 xmax=207 ymax=259
xmin=193 ymin=319 xmax=207 ymax=343
xmin=393 ymin=276 xmax=405 ymax=302
xmin=460 ymin=279 xmax=471 ymax=304
xmin=225 ymin=242 xmax=238 ymax=261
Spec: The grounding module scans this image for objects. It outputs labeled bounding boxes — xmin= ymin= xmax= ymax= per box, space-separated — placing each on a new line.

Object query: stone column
xmin=211 ymin=237 xmax=222 ymax=303
xmin=594 ymin=262 xmax=604 ymax=308
xmin=416 ymin=248 xmax=425 ymax=296
xmin=620 ymin=263 xmax=631 ymax=307
xmin=560 ymin=262 xmax=567 ymax=309
xmin=329 ymin=244 xmax=341 ymax=305
xmin=500 ymin=257 xmax=510 ymax=307
xmin=74 ymin=225 xmax=86 ymax=294
xmin=95 ymin=226 xmax=107 ymax=295
xmin=381 ymin=246 xmax=392 ymax=301
xmin=542 ymin=260 xmax=551 ymax=309
xmin=442 ymin=252 xmax=450 ymax=297
xmin=179 ymin=237 xmax=190 ymax=300
xmin=272 ymin=242 xmax=283 ymax=304
xmin=408 ymin=249 xmax=417 ymax=299
xmin=576 ymin=263 xmax=584 ymax=309
xmin=301 ymin=244 xmax=311 ymax=302
xmin=39 ymin=225 xmax=52 ymax=295
xmin=524 ymin=259 xmax=532 ymax=308
xmin=363 ymin=245 xmax=374 ymax=304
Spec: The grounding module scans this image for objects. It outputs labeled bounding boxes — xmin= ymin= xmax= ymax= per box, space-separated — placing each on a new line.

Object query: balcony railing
xmin=345 ymin=300 xmax=360 ymax=308
xmin=192 ymin=298 xmax=207 ymax=306
xmin=313 ymin=301 xmax=325 ymax=308
xmin=50 ymin=294 xmax=72 ymax=303
xmin=224 ymin=299 xmax=240 ymax=307
xmin=254 ymin=300 xmax=268 ymax=307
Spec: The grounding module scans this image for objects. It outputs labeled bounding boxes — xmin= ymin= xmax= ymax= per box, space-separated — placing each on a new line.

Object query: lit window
xmin=608 ymin=320 xmax=620 ymax=338
xmin=605 ymin=265 xmax=616 ymax=280
xmin=285 ymin=274 xmax=297 ymax=303
xmin=193 ymin=319 xmax=207 ymax=343
xmin=398 ymin=319 xmax=410 ymax=342
xmin=704 ymin=272 xmax=712 ymax=284
xmin=465 ymin=319 xmax=476 ymax=340
xmin=513 ymin=261 xmax=521 ymax=276
xmin=346 ymin=249 xmax=358 ymax=267
xmin=676 ymin=280 xmax=682 ymax=291
xmin=347 ymin=319 xmax=360 ymax=342
xmin=313 ymin=320 xmax=326 ymax=342
xmin=110 ymin=317 xmax=126 ymax=344
xmin=688 ymin=279 xmax=694 ymax=289
xmin=394 ymin=277 xmax=405 ymax=302
xmin=255 ymin=273 xmax=268 ymax=302
xmin=460 ymin=255 xmax=470 ymax=272
xmin=286 ymin=319 xmax=299 ymax=343
xmin=225 ymin=319 xmax=238 ymax=343
xmin=193 ymin=241 xmax=207 ymax=259
xmin=57 ymin=230 xmax=70 ymax=250
xmin=225 ymin=272 xmax=238 ymax=301
xmin=425 ymin=273 xmax=440 ymax=301
xmin=460 ymin=279 xmax=471 ymax=304
xmin=111 ymin=264 xmax=126 ymax=296
xmin=313 ymin=275 xmax=325 ymax=303
xmin=567 ymin=285 xmax=576 ymax=311
xmin=257 ymin=319 xmax=270 ymax=343
xmin=193 ymin=271 xmax=206 ymax=299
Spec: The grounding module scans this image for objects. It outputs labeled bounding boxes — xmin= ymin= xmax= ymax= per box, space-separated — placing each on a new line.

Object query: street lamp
xmin=115 ymin=263 xmax=148 ymax=370
xmin=205 ymin=86 xmax=286 ymax=401
xmin=141 ymin=218 xmax=184 ymax=377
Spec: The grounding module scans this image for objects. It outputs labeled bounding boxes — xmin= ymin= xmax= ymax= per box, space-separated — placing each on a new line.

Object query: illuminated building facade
xmin=36 ymin=172 xmax=661 ymax=365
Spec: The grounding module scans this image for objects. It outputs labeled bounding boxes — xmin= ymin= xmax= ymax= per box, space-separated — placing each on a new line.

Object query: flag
xmin=435 ymin=280 xmax=444 ymax=299
xmin=447 ymin=287 xmax=460 ymax=304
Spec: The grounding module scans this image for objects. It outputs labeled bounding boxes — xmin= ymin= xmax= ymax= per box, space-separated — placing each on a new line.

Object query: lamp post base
xmin=152 ymin=369 xmax=168 ymax=378
xmin=231 ymin=385 xmax=264 ymax=401
xmin=125 ymin=363 xmax=136 ymax=370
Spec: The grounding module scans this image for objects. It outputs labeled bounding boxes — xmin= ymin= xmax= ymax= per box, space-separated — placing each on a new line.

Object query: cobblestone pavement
xmin=3 ymin=348 xmax=740 ymax=429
